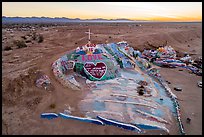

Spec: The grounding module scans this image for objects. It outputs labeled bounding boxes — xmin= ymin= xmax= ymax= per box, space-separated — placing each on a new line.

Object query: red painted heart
xmin=84 ymin=62 xmax=107 ymax=79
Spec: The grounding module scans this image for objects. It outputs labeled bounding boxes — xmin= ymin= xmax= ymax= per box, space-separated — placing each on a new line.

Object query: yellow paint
xmin=2 ymin=2 xmax=202 ymax=22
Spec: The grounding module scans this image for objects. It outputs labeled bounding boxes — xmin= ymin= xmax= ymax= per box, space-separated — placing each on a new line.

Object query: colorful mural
xmin=50 ymin=34 xmax=184 ymax=134
xmin=84 ymin=62 xmax=107 ymax=80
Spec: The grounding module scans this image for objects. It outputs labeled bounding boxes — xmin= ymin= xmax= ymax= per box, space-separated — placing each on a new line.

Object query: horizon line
xmin=2 ymin=16 xmax=202 ymax=22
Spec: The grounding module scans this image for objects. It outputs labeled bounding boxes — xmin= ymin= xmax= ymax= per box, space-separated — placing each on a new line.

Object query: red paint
xmin=61 ymin=60 xmax=66 ymax=67
xmin=81 ymin=54 xmax=102 ymax=62
xmin=88 ymin=55 xmax=92 ymax=61
xmin=93 ymin=54 xmax=98 ymax=60
xmin=82 ymin=55 xmax=86 ymax=61
xmin=84 ymin=62 xmax=107 ymax=79
xmin=98 ymin=54 xmax=102 ymax=60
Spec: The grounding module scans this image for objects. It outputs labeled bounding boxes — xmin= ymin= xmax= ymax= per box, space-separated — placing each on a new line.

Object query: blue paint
xmin=154 ymin=109 xmax=164 ymax=117
xmin=111 ymin=86 xmax=122 ymax=91
xmin=135 ymin=123 xmax=169 ymax=133
xmin=120 ymin=69 xmax=145 ymax=82
xmin=153 ymin=81 xmax=176 ymax=114
xmin=136 ymin=124 xmax=162 ymax=130
xmin=97 ymin=116 xmax=141 ymax=132
xmin=122 ymin=59 xmax=133 ymax=68
xmin=153 ymin=81 xmax=167 ymax=96
xmin=125 ymin=97 xmax=138 ymax=103
xmin=59 ymin=113 xmax=104 ymax=125
xmin=93 ymin=101 xmax=106 ymax=111
xmin=41 ymin=113 xmax=58 ymax=120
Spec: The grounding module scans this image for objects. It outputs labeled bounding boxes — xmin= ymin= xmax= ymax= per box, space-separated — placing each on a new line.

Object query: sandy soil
xmin=2 ymin=22 xmax=202 ymax=135
xmin=159 ymin=67 xmax=202 ymax=135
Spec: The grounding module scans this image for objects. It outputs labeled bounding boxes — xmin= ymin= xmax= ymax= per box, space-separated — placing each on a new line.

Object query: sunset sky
xmin=2 ymin=2 xmax=202 ymax=22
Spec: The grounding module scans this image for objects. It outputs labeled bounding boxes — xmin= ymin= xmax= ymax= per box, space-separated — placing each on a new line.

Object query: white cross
xmin=85 ymin=29 xmax=93 ymax=44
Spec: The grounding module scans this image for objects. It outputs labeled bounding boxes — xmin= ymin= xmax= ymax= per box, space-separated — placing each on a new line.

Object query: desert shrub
xmin=37 ymin=34 xmax=44 ymax=43
xmin=4 ymin=46 xmax=12 ymax=51
xmin=14 ymin=40 xmax=27 ymax=49
xmin=21 ymin=36 xmax=26 ymax=40
xmin=49 ymin=103 xmax=56 ymax=109
xmin=32 ymin=32 xmax=37 ymax=40
xmin=25 ymin=40 xmax=32 ymax=43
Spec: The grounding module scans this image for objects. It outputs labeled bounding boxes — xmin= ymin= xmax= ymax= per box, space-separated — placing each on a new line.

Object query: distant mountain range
xmin=2 ymin=16 xmax=148 ymax=23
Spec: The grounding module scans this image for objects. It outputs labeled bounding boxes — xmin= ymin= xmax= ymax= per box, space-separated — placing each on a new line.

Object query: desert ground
xmin=2 ymin=22 xmax=202 ymax=135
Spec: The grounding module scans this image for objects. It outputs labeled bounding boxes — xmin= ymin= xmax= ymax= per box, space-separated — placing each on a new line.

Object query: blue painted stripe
xmin=135 ymin=124 xmax=169 ymax=133
xmin=41 ymin=113 xmax=58 ymax=120
xmin=58 ymin=113 xmax=104 ymax=125
xmin=96 ymin=116 xmax=141 ymax=133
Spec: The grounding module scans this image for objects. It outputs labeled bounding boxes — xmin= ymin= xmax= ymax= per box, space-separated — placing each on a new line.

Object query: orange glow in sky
xmin=2 ymin=2 xmax=202 ymax=22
